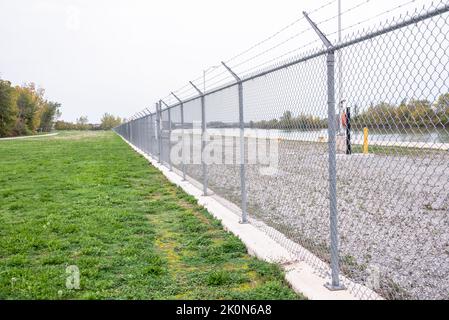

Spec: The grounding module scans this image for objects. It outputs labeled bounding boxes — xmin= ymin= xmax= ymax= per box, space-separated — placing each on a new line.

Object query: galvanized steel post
xmin=304 ymin=11 xmax=344 ymax=291
xmin=150 ymin=113 xmax=154 ymax=157
xmin=221 ymin=62 xmax=248 ymax=224
xmin=144 ymin=108 xmax=152 ymax=155
xmin=129 ymin=121 xmax=131 ymax=142
xmin=189 ymin=81 xmax=208 ymax=196
xmin=161 ymin=100 xmax=172 ymax=171
xmin=138 ymin=116 xmax=141 ymax=149
xmin=156 ymin=102 xmax=162 ymax=163
xmin=172 ymin=92 xmax=187 ymax=181
xmin=149 ymin=113 xmax=153 ymax=157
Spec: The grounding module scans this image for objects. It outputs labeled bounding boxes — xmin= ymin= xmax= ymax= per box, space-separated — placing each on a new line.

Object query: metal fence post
xmin=133 ymin=119 xmax=136 ymax=146
xmin=156 ymin=102 xmax=162 ymax=163
xmin=141 ymin=113 xmax=145 ymax=150
xmin=142 ymin=116 xmax=145 ymax=150
xmin=135 ymin=117 xmax=139 ymax=147
xmin=144 ymin=114 xmax=147 ymax=154
xmin=201 ymin=95 xmax=207 ymax=196
xmin=136 ymin=118 xmax=139 ymax=148
xmin=172 ymin=92 xmax=187 ymax=181
xmin=304 ymin=11 xmax=344 ymax=291
xmin=152 ymin=113 xmax=156 ymax=157
xmin=138 ymin=117 xmax=141 ymax=149
xmin=168 ymin=108 xmax=172 ymax=170
xmin=144 ymin=114 xmax=147 ymax=152
xmin=189 ymin=81 xmax=208 ymax=196
xmin=326 ymin=50 xmax=344 ymax=290
xmin=136 ymin=118 xmax=139 ymax=146
xmin=221 ymin=62 xmax=248 ymax=224
xmin=149 ymin=113 xmax=152 ymax=155
xmin=146 ymin=113 xmax=150 ymax=155
xmin=148 ymin=114 xmax=152 ymax=156
xmin=149 ymin=113 xmax=154 ymax=157
xmin=161 ymin=101 xmax=173 ymax=171
xmin=139 ymin=116 xmax=142 ymax=149
xmin=136 ymin=117 xmax=139 ymax=148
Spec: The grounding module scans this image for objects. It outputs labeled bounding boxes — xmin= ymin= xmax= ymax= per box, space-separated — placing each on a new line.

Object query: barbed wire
xmin=169 ymin=74 xmax=204 ymax=97
xmin=141 ymin=0 xmax=436 ymax=114
xmin=229 ymin=27 xmax=314 ymax=70
xmin=172 ymin=0 xmax=417 ymax=101
xmin=164 ymin=0 xmax=341 ymax=101
xmin=314 ymin=0 xmax=371 ymax=27
xmin=197 ymin=69 xmax=232 ymax=91
xmin=226 ymin=0 xmax=426 ymax=83
xmin=225 ymin=0 xmax=337 ymax=64
xmin=328 ymin=0 xmax=419 ymax=38
xmin=237 ymin=38 xmax=323 ymax=78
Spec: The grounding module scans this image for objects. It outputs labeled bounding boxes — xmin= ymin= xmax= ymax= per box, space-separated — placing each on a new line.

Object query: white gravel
xmin=181 ymin=140 xmax=449 ymax=300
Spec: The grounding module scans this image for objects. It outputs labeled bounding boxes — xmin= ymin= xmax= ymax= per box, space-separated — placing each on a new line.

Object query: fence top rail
xmin=119 ymin=1 xmax=449 ymax=124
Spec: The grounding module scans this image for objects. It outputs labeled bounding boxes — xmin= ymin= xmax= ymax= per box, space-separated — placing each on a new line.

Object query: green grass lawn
xmin=0 ymin=131 xmax=301 ymax=300
xmin=351 ymin=143 xmax=446 ymax=156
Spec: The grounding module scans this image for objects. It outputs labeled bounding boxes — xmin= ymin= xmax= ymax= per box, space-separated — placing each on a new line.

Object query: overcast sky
xmin=0 ymin=0 xmax=436 ymax=122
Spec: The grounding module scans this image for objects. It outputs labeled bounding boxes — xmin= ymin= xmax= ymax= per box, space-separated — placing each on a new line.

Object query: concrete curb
xmin=120 ymin=137 xmax=382 ymax=300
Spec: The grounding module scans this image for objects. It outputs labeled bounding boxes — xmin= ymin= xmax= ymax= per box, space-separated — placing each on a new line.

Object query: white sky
xmin=0 ymin=0 xmax=438 ymax=122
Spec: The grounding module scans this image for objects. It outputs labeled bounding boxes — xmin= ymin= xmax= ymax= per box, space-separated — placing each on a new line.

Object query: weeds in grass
xmin=0 ymin=131 xmax=302 ymax=300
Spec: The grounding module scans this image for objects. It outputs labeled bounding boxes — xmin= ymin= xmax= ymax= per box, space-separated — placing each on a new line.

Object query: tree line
xmin=55 ymin=113 xmax=122 ymax=131
xmin=0 ymin=79 xmax=61 ymax=137
xmin=353 ymin=94 xmax=449 ymax=129
xmin=250 ymin=110 xmax=327 ymax=130
xmin=250 ymin=93 xmax=449 ymax=130
xmin=0 ymin=77 xmax=123 ymax=137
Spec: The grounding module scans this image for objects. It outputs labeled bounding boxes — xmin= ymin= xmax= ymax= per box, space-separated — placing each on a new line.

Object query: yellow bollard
xmin=363 ymin=127 xmax=369 ymax=154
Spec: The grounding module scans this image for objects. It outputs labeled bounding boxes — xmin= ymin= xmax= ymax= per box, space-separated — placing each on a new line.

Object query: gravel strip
xmin=180 ymin=139 xmax=449 ymax=300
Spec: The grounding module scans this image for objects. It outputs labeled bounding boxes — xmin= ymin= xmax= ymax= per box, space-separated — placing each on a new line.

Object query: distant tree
xmin=434 ymin=93 xmax=449 ymax=125
xmin=252 ymin=110 xmax=326 ymax=130
xmin=14 ymin=84 xmax=41 ymax=135
xmin=76 ymin=116 xmax=89 ymax=130
xmin=0 ymin=79 xmax=61 ymax=137
xmin=100 ymin=113 xmax=122 ymax=130
xmin=0 ymin=79 xmax=17 ymax=137
xmin=404 ymin=99 xmax=433 ymax=126
xmin=39 ymin=101 xmax=61 ymax=132
xmin=55 ymin=120 xmax=75 ymax=130
xmin=354 ymin=102 xmax=396 ymax=128
xmin=55 ymin=117 xmax=98 ymax=131
xmin=353 ymin=99 xmax=439 ymax=129
xmin=279 ymin=111 xmax=293 ymax=128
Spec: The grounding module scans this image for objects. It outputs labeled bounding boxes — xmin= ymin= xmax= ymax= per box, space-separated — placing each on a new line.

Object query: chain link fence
xmin=114 ymin=1 xmax=449 ymax=300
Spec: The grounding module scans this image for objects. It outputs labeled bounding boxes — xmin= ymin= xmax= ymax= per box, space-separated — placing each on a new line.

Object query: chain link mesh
xmin=182 ymin=98 xmax=204 ymax=190
xmin=335 ymin=5 xmax=449 ymax=300
xmin=114 ymin=1 xmax=449 ymax=300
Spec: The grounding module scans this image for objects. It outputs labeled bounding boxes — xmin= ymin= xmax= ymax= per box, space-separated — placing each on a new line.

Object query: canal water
xmin=202 ymin=128 xmax=449 ymax=144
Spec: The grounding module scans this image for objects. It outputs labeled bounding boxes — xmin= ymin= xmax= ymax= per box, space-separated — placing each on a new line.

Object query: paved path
xmin=0 ymin=132 xmax=59 ymax=141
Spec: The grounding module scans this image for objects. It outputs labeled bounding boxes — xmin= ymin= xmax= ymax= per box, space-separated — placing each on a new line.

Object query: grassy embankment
xmin=0 ymin=131 xmax=302 ymax=299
